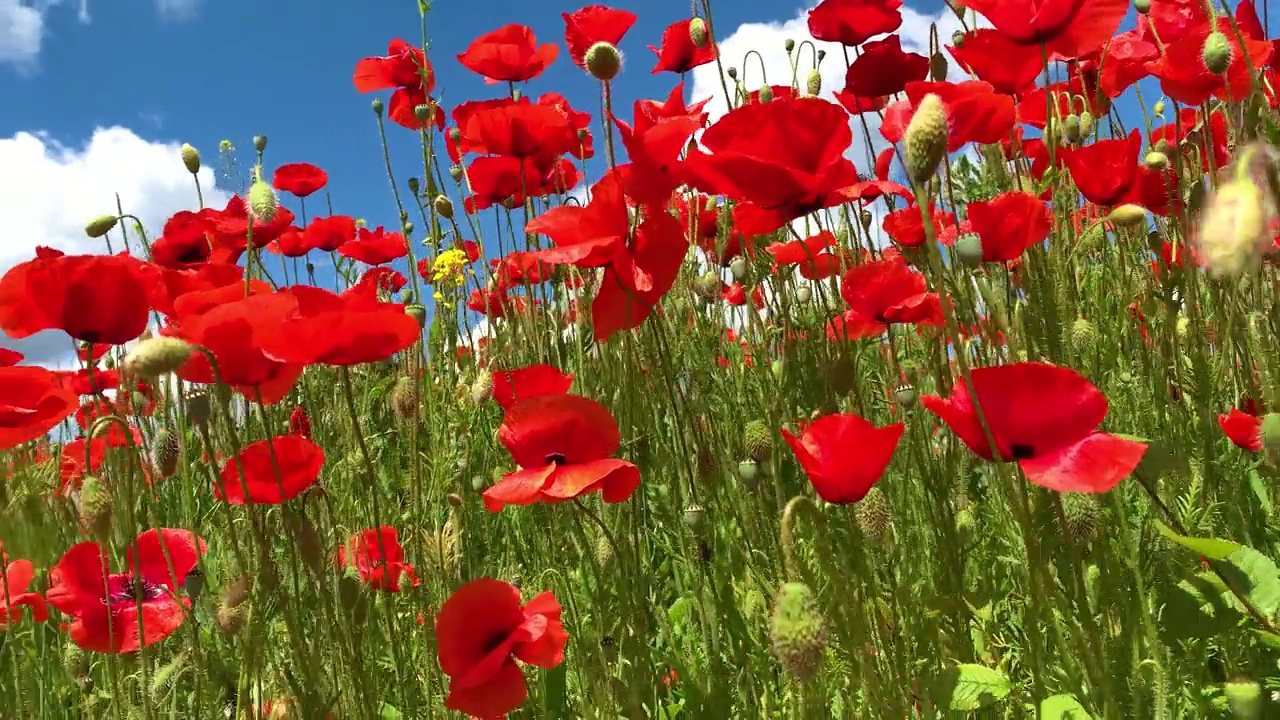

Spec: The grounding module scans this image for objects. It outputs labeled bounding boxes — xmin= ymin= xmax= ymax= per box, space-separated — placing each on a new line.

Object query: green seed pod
xmin=955 ymin=233 xmax=984 ymax=267
xmin=744 ymin=420 xmax=773 ymax=463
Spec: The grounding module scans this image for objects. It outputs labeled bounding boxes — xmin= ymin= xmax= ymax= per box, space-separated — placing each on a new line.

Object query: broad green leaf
xmin=1157 ymin=571 xmax=1245 ymax=643
xmin=1154 ymin=521 xmax=1241 ymax=560
xmin=1220 ymin=546 xmax=1280 ymax=618
xmin=1040 ymin=693 xmax=1092 ymax=719
xmin=932 ymin=664 xmax=1011 ymax=712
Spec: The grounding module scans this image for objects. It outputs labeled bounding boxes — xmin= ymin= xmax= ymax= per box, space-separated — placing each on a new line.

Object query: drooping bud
xmin=1202 ymin=31 xmax=1232 ymax=75
xmin=805 ymin=68 xmax=821 ymax=96
xmin=78 ymin=476 xmax=113 ymax=541
xmin=904 ymin=94 xmax=948 ymax=185
xmin=951 ymin=30 xmax=966 ymax=48
xmin=1078 ymin=111 xmax=1094 ymax=138
xmin=1107 ymin=204 xmax=1148 ymax=229
xmin=433 ymin=194 xmax=455 ymax=220
xmin=85 ymin=214 xmax=118 ymax=239
xmin=855 ymin=486 xmax=892 ymax=542
xmin=744 ymin=420 xmax=774 ymax=463
xmin=1195 ymin=177 xmax=1270 ymax=279
xmin=689 ymin=17 xmax=708 ymax=48
xmin=769 ymin=582 xmax=827 ymax=682
xmin=1062 ymin=114 xmax=1082 ymax=144
xmin=122 ymin=336 xmax=194 ymax=379
xmin=784 ymin=38 xmax=796 ymax=54
xmin=584 ymin=42 xmax=623 ymax=81
xmin=180 ymin=143 xmax=201 ymax=174
xmin=929 ymin=52 xmax=948 ymax=82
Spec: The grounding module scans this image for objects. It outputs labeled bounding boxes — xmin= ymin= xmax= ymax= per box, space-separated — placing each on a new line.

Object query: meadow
xmin=3 ymin=0 xmax=1280 ymax=717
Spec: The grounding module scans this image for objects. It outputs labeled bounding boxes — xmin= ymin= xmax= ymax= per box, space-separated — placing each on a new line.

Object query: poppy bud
xmin=1106 ymin=204 xmax=1148 ymax=229
xmin=1196 ymin=177 xmax=1270 ymax=279
xmin=449 ymin=164 xmax=463 ymax=182
xmin=1134 ymin=0 xmax=1150 ymax=11
xmin=1068 ymin=317 xmax=1098 ymax=357
xmin=928 ymin=52 xmax=948 ymax=82
xmin=285 ymin=511 xmax=325 ymax=572
xmin=511 ymin=89 xmax=523 ymax=101
xmin=122 ymin=337 xmax=194 ymax=379
xmin=1144 ymin=151 xmax=1169 ymax=170
xmin=414 ymin=104 xmax=433 ymax=123
xmin=805 ymin=68 xmax=821 ymax=96
xmin=770 ymin=582 xmax=827 ymax=681
xmin=338 ymin=576 xmax=370 ymax=625
xmin=904 ymin=94 xmax=948 ymax=185
xmin=447 ymin=492 xmax=463 ymax=508
xmin=180 ymin=143 xmax=201 ymax=174
xmin=391 ymin=376 xmax=418 ymax=418
xmin=785 ymin=38 xmax=796 ymax=53
xmin=689 ymin=17 xmax=708 ymax=48
xmin=247 ymin=177 xmax=279 ymax=224
xmin=951 ymin=30 xmax=966 ymax=48
xmin=153 ymin=429 xmax=181 ymax=479
xmin=372 ymin=97 xmax=385 ymax=115
xmin=744 ymin=420 xmax=773 ymax=463
xmin=795 ymin=284 xmax=812 ymax=303
xmin=1062 ymin=114 xmax=1082 ymax=143
xmin=758 ymin=84 xmax=774 ymax=104
xmin=855 ymin=486 xmax=892 ymax=542
xmin=954 ymin=232 xmax=984 ymax=267
xmin=1061 ymin=492 xmax=1101 ymax=544
xmin=738 ymin=459 xmax=760 ymax=485
xmin=693 ymin=271 xmax=721 ymax=301
xmin=253 ymin=135 xmax=268 ymax=154
xmin=726 ymin=66 xmax=738 ymax=79
xmin=584 ymin=41 xmax=622 ymax=81
xmin=405 ymin=304 xmax=427 ymax=327
xmin=684 ymin=504 xmax=705 ymax=531
xmin=433 ymin=194 xmax=455 ymax=220
xmin=470 ymin=368 xmax=494 ymax=404
xmin=78 ymin=476 xmax=113 ymax=541
xmin=1202 ymin=31 xmax=1232 ymax=75
xmin=859 ymin=209 xmax=873 ymax=229
xmin=1078 ymin=111 xmax=1094 ymax=138
xmin=85 ymin=214 xmax=118 ymax=239
xmin=402 ymin=221 xmax=414 ymax=236
xmin=1153 ymin=99 xmax=1166 ymax=116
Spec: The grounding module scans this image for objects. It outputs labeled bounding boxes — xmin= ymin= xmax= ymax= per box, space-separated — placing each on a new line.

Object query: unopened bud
xmin=1196 ymin=177 xmax=1270 ymax=279
xmin=1062 ymin=114 xmax=1082 ymax=144
xmin=85 ymin=214 xmax=118 ymax=239
xmin=758 ymin=84 xmax=774 ymax=104
xmin=433 ymin=195 xmax=455 ymax=220
xmin=584 ymin=42 xmax=622 ymax=81
xmin=1107 ymin=204 xmax=1149 ymax=229
xmin=407 ymin=177 xmax=420 ymax=195
xmin=372 ymin=97 xmax=384 ymax=115
xmin=253 ymin=135 xmax=268 ymax=154
xmin=689 ymin=17 xmax=708 ymax=48
xmin=1202 ymin=31 xmax=1232 ymax=75
xmin=904 ymin=94 xmax=948 ymax=185
xmin=180 ymin=144 xmax=201 ymax=174
xmin=805 ymin=69 xmax=821 ymax=96
xmin=247 ymin=177 xmax=279 ymax=224
xmin=1144 ymin=151 xmax=1169 ymax=170
xmin=414 ymin=104 xmax=433 ymax=123
xmin=784 ymin=38 xmax=796 ymax=54
xmin=929 ymin=52 xmax=948 ymax=82
xmin=123 ymin=337 xmax=194 ymax=379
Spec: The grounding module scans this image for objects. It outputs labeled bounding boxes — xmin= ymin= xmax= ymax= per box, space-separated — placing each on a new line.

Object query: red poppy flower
xmin=289 ymin=405 xmax=312 ymax=439
xmin=589 ymin=203 xmax=687 ymax=340
xmin=681 ymin=97 xmax=861 ymax=236
xmin=435 ymin=578 xmax=567 ymax=717
xmin=216 ymin=435 xmax=325 ymax=504
xmin=206 ymin=195 xmax=296 ymax=261
xmin=1219 ymin=409 xmax=1263 ymax=452
xmin=829 ymin=259 xmax=944 ymax=340
xmin=524 ymin=172 xmax=645 ymax=281
xmin=0 ymin=250 xmax=153 ymax=345
xmin=649 ymin=18 xmax=716 ymax=75
xmin=338 ymin=226 xmax=408 ymax=266
xmin=1145 ymin=18 xmax=1274 ymax=105
xmin=1060 ymin=129 xmax=1141 ymax=207
xmin=782 ymin=414 xmax=904 ymax=503
xmin=255 ymin=285 xmax=421 ymax=366
xmin=959 ymin=0 xmax=1127 ymax=59
xmin=463 ymin=102 xmax=577 ymax=160
xmin=767 ymin=230 xmax=837 ymax=267
xmin=484 ymin=394 xmax=641 ymax=511
xmin=946 ymin=29 xmax=1043 ymax=95
xmin=965 ymin=191 xmax=1051 ymax=263
xmin=0 ymin=348 xmax=23 ymax=367
xmin=882 ymin=204 xmax=955 ymax=248
xmin=463 ymin=156 xmax=582 ymax=213
xmin=635 ymin=81 xmax=710 ymax=130
xmin=491 ymin=364 xmax=574 ymax=409
xmin=881 ymin=81 xmax=1015 ymax=152
xmin=303 ymin=215 xmax=357 ymax=254
xmin=562 ymin=5 xmax=637 ymax=69
xmin=0 ymin=555 xmax=48 ymax=626
xmin=150 ymin=210 xmax=218 ymax=268
xmin=921 ymin=362 xmax=1148 ymax=492
xmin=0 ymin=367 xmax=79 ymax=450
xmin=458 ymin=24 xmax=559 ymax=84
xmin=353 ymin=39 xmax=446 ymax=130
xmin=148 ymin=263 xmax=243 ymax=318
xmin=1095 ymin=30 xmax=1159 ymax=98
xmin=47 ymin=528 xmax=206 ymax=653
xmin=337 ymin=526 xmax=419 ymax=592
xmin=843 ymin=35 xmax=929 ymax=99
xmin=807 ymin=0 xmax=902 ymax=46
xmin=272 ymin=163 xmax=329 ymax=198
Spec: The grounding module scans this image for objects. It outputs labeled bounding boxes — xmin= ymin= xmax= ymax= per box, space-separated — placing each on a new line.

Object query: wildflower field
xmin=4 ymin=0 xmax=1280 ymax=716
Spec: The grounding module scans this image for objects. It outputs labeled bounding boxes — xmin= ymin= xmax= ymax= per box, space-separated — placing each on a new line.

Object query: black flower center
xmin=545 ymin=452 xmax=568 ymax=465
xmin=1009 ymin=443 xmax=1036 ymax=460
xmin=104 ymin=575 xmax=166 ymax=606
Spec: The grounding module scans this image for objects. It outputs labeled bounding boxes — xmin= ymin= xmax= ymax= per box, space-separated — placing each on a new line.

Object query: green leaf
xmin=1158 ymin=571 xmax=1245 ymax=642
xmin=1220 ymin=545 xmax=1280 ymax=618
xmin=1040 ymin=694 xmax=1092 ymax=719
xmin=1154 ymin=521 xmax=1241 ymax=560
xmin=932 ymin=664 xmax=1011 ymax=712
xmin=1248 ymin=468 xmax=1273 ymax=517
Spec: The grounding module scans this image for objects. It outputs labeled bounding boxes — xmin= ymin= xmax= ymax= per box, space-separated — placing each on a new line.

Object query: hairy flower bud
xmin=770 ymin=582 xmax=827 ymax=681
xmin=85 ymin=214 xmax=118 ymax=239
xmin=1107 ymin=204 xmax=1149 ymax=229
xmin=252 ymin=135 xmax=268 ymax=154
xmin=758 ymin=84 xmax=774 ymax=104
xmin=123 ymin=336 xmax=194 ymax=379
xmin=584 ymin=42 xmax=622 ymax=81
xmin=1195 ymin=177 xmax=1270 ymax=279
xmin=247 ymin=176 xmax=279 ymax=224
xmin=904 ymin=94 xmax=948 ymax=185
xmin=805 ymin=68 xmax=821 ymax=96
xmin=1202 ymin=31 xmax=1232 ymax=75
xmin=689 ymin=17 xmax=708 ymax=48
xmin=180 ymin=143 xmax=201 ymax=174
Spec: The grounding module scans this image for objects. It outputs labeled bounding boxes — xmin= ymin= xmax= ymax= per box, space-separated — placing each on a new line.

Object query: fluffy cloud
xmin=153 ymin=0 xmax=199 ymax=22
xmin=0 ymin=127 xmax=229 ymax=366
xmin=0 ymin=0 xmax=45 ymax=67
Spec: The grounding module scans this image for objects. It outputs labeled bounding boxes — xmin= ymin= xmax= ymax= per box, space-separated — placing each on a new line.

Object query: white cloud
xmin=0 ymin=0 xmax=46 ymax=68
xmin=154 ymin=0 xmax=199 ymax=21
xmin=0 ymin=127 xmax=229 ymax=365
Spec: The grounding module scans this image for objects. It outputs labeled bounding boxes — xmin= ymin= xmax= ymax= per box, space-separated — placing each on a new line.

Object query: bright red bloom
xmin=206 ymin=195 xmax=295 ymax=261
xmin=458 ymin=24 xmax=559 ymax=84
xmin=589 ymin=202 xmax=687 ymax=340
xmin=289 ymin=405 xmax=312 ymax=439
xmin=0 ymin=555 xmax=48 ymax=626
xmin=463 ymin=156 xmax=581 ymax=213
xmin=352 ymin=39 xmax=445 ymax=130
xmin=1095 ymin=30 xmax=1159 ymax=98
xmin=965 ymin=191 xmax=1051 ymax=263
xmin=562 ymin=5 xmax=637 ymax=69
xmin=337 ymin=527 xmax=419 ymax=592
xmin=946 ymin=29 xmax=1043 ymax=95
xmin=0 ymin=348 xmax=23 ymax=367
xmin=255 ymin=285 xmax=421 ymax=366
xmin=304 ymin=215 xmax=358 ymax=254
xmin=484 ymin=393 xmax=641 ymax=511
xmin=1219 ymin=409 xmax=1263 ymax=452
xmin=47 ymin=529 xmax=206 ymax=653
xmin=882 ymin=204 xmax=955 ymax=248
xmin=1061 ymin=129 xmax=1141 ymax=206
xmin=829 ymin=259 xmax=944 ymax=340
xmin=491 ymin=364 xmax=574 ymax=409
xmin=150 ymin=210 xmax=218 ymax=268
xmin=921 ymin=363 xmax=1148 ymax=492
xmin=807 ymin=0 xmax=902 ymax=46
xmin=881 ymin=81 xmax=1015 ymax=152
xmin=0 ymin=367 xmax=77 ymax=449
xmin=463 ymin=102 xmax=577 ymax=160
xmin=216 ymin=435 xmax=325 ymax=504
xmin=524 ymin=172 xmax=646 ymax=279
xmin=1145 ymin=17 xmax=1274 ymax=105
xmin=436 ymin=578 xmax=567 ymax=717
xmin=782 ymin=414 xmax=904 ymax=503
xmin=681 ymin=97 xmax=860 ymax=235
xmin=0 ymin=250 xmax=153 ymax=345
xmin=842 ymin=35 xmax=929 ymax=98
xmin=338 ymin=226 xmax=408 ymax=266
xmin=148 ymin=263 xmax=244 ymax=318
xmin=959 ymin=0 xmax=1128 ymax=59
xmin=272 ymin=163 xmax=328 ymax=198
xmin=649 ymin=18 xmax=716 ymax=75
